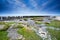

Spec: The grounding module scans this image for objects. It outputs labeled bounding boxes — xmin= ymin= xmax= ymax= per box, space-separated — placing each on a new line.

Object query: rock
xmin=0 ymin=25 xmax=5 ymax=30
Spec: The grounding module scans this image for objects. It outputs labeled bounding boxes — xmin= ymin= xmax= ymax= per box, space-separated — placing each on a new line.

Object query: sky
xmin=0 ymin=0 xmax=60 ymax=16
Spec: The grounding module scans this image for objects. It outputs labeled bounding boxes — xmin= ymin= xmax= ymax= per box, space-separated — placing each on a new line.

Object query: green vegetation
xmin=32 ymin=17 xmax=43 ymax=21
xmin=0 ymin=22 xmax=15 ymax=31
xmin=0 ymin=22 xmax=14 ymax=24
xmin=46 ymin=20 xmax=60 ymax=28
xmin=18 ymin=27 xmax=42 ymax=40
xmin=13 ymin=24 xmax=24 ymax=28
xmin=17 ymin=24 xmax=24 ymax=28
xmin=24 ymin=18 xmax=28 ymax=21
xmin=30 ymin=18 xmax=34 ymax=20
xmin=47 ymin=28 xmax=60 ymax=40
xmin=0 ymin=31 xmax=9 ymax=40
xmin=0 ymin=22 xmax=5 ymax=25
xmin=5 ymin=22 xmax=15 ymax=24
xmin=35 ymin=21 xmax=42 ymax=24
xmin=46 ymin=20 xmax=60 ymax=40
xmin=0 ymin=22 xmax=15 ymax=40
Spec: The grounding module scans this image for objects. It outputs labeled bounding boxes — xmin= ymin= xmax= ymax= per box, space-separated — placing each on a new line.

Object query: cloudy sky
xmin=0 ymin=0 xmax=60 ymax=16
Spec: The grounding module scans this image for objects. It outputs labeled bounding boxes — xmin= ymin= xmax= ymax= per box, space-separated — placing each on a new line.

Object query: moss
xmin=46 ymin=20 xmax=60 ymax=28
xmin=0 ymin=22 xmax=15 ymax=31
xmin=35 ymin=21 xmax=42 ymax=24
xmin=0 ymin=31 xmax=9 ymax=40
xmin=18 ymin=27 xmax=42 ymax=40
xmin=24 ymin=18 xmax=27 ymax=21
xmin=47 ymin=28 xmax=60 ymax=40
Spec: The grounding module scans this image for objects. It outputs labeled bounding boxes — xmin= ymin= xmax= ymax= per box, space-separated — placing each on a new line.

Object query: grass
xmin=18 ymin=27 xmax=42 ymax=40
xmin=0 ymin=22 xmax=15 ymax=40
xmin=0 ymin=22 xmax=5 ymax=25
xmin=0 ymin=22 xmax=15 ymax=31
xmin=35 ymin=21 xmax=42 ymax=24
xmin=46 ymin=20 xmax=60 ymax=28
xmin=47 ymin=28 xmax=60 ymax=40
xmin=13 ymin=24 xmax=24 ymax=28
xmin=5 ymin=22 xmax=15 ymax=24
xmin=24 ymin=18 xmax=28 ymax=21
xmin=0 ymin=22 xmax=15 ymax=24
xmin=32 ymin=17 xmax=43 ymax=21
xmin=46 ymin=20 xmax=60 ymax=40
xmin=0 ymin=31 xmax=9 ymax=40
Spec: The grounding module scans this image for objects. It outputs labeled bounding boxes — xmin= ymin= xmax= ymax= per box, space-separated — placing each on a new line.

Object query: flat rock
xmin=0 ymin=25 xmax=5 ymax=30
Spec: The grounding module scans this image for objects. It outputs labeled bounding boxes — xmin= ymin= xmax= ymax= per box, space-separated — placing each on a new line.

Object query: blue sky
xmin=0 ymin=0 xmax=60 ymax=16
